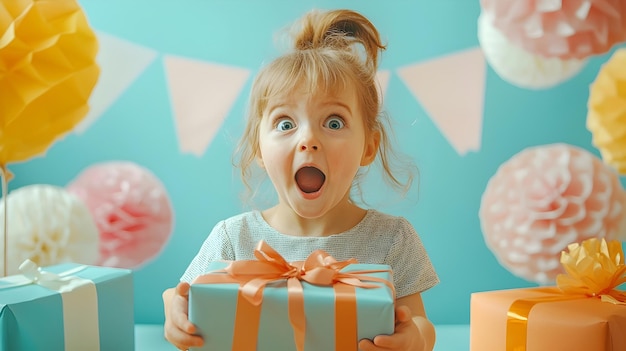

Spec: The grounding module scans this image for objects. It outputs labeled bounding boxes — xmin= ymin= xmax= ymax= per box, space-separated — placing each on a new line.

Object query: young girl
xmin=163 ymin=8 xmax=439 ymax=351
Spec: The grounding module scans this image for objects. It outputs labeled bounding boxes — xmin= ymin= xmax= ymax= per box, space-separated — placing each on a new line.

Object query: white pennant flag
xmin=75 ymin=32 xmax=158 ymax=134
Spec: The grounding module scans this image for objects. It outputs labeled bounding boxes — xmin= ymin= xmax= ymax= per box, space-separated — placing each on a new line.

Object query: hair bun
xmin=291 ymin=9 xmax=386 ymax=71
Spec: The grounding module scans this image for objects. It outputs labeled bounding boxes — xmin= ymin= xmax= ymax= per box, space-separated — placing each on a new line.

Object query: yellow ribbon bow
xmin=556 ymin=237 xmax=626 ymax=304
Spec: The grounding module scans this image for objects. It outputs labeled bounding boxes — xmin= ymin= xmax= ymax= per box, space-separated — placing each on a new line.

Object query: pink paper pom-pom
xmin=478 ymin=11 xmax=587 ymax=89
xmin=67 ymin=161 xmax=174 ymax=269
xmin=479 ymin=143 xmax=626 ymax=284
xmin=480 ymin=0 xmax=626 ymax=59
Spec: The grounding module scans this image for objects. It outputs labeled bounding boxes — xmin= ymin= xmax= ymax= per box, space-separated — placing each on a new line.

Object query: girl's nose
xmin=298 ymin=128 xmax=320 ymax=151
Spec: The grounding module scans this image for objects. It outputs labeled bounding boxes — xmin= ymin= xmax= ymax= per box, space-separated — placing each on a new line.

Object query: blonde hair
xmin=234 ymin=9 xmax=416 ymax=205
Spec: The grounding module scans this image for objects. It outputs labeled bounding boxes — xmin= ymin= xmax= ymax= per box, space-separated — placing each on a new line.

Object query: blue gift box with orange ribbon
xmin=189 ymin=241 xmax=395 ymax=351
xmin=0 ymin=261 xmax=134 ymax=351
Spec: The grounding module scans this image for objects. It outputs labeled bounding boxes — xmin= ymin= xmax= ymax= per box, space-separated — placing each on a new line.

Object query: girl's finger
xmin=176 ymin=281 xmax=191 ymax=297
xmin=395 ymin=305 xmax=412 ymax=323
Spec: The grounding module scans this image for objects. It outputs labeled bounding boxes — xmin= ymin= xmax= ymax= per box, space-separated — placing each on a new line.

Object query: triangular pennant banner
xmin=397 ymin=47 xmax=486 ymax=155
xmin=163 ymin=55 xmax=251 ymax=156
xmin=74 ymin=32 xmax=158 ymax=134
xmin=376 ymin=69 xmax=391 ymax=104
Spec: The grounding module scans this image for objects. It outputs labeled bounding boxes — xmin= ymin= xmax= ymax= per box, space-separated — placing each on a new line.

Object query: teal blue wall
xmin=7 ymin=0 xmax=625 ymax=325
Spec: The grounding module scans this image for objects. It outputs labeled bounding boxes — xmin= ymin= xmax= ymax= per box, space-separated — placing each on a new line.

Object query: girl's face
xmin=257 ymin=85 xmax=379 ymax=219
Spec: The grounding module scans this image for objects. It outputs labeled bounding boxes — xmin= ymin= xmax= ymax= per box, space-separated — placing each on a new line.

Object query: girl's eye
xmin=325 ymin=117 xmax=345 ymax=130
xmin=276 ymin=119 xmax=295 ymax=131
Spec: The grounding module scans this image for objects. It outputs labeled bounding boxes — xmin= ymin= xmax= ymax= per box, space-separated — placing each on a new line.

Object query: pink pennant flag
xmin=397 ymin=47 xmax=486 ymax=155
xmin=163 ymin=56 xmax=251 ymax=156
xmin=74 ymin=32 xmax=158 ymax=134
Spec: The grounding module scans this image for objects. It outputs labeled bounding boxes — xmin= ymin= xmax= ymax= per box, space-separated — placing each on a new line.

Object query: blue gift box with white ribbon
xmin=0 ymin=261 xmax=134 ymax=351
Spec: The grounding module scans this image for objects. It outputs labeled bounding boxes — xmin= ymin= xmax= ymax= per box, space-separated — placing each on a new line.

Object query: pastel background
xmin=6 ymin=0 xmax=625 ymax=326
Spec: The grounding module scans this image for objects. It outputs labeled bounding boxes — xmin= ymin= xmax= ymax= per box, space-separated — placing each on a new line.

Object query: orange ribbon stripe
xmin=506 ymin=288 xmax=626 ymax=351
xmin=192 ymin=240 xmax=395 ymax=351
xmin=335 ymin=282 xmax=358 ymax=350
xmin=232 ymin=292 xmax=262 ymax=350
xmin=287 ymin=277 xmax=306 ymax=349
xmin=505 ymin=288 xmax=584 ymax=351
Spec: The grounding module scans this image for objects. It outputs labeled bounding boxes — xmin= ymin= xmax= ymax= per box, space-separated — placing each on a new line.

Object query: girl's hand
xmin=163 ymin=282 xmax=204 ymax=350
xmin=358 ymin=305 xmax=427 ymax=351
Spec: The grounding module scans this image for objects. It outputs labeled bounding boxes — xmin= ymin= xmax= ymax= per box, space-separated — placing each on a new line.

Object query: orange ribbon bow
xmin=192 ymin=240 xmax=395 ymax=351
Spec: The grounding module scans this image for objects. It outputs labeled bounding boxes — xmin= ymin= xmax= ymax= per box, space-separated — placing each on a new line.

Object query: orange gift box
xmin=470 ymin=287 xmax=626 ymax=351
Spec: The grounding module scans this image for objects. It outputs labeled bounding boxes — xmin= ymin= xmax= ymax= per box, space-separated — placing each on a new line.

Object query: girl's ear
xmin=360 ymin=130 xmax=380 ymax=166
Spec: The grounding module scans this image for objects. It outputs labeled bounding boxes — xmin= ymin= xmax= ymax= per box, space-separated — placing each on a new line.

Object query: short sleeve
xmin=179 ymin=220 xmax=235 ymax=283
xmin=385 ymin=218 xmax=439 ymax=298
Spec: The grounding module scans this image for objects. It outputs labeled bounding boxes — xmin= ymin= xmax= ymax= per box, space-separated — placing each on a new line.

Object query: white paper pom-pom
xmin=477 ymin=12 xmax=587 ymax=89
xmin=0 ymin=184 xmax=99 ymax=275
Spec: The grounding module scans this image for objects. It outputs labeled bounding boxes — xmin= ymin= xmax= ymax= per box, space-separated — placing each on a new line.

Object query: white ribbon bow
xmin=0 ymin=259 xmax=88 ymax=292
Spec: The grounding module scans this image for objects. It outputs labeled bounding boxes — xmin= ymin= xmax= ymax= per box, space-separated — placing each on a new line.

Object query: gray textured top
xmin=181 ymin=210 xmax=439 ymax=298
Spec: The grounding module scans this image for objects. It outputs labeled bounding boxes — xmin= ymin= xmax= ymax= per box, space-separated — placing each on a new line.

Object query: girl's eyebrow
xmin=324 ymin=100 xmax=352 ymax=115
xmin=266 ymin=98 xmax=353 ymax=115
xmin=266 ymin=102 xmax=292 ymax=115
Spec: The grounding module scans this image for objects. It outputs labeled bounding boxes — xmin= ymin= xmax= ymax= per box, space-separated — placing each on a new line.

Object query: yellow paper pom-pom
xmin=0 ymin=0 xmax=99 ymax=166
xmin=586 ymin=48 xmax=626 ymax=175
xmin=556 ymin=238 xmax=626 ymax=301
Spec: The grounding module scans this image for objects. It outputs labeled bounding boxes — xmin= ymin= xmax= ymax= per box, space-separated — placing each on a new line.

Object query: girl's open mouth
xmin=295 ymin=166 xmax=326 ymax=193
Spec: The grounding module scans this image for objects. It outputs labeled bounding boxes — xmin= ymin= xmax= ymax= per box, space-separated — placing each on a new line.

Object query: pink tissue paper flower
xmin=477 ymin=11 xmax=587 ymax=90
xmin=480 ymin=0 xmax=626 ymax=59
xmin=67 ymin=161 xmax=174 ymax=269
xmin=479 ymin=143 xmax=626 ymax=284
